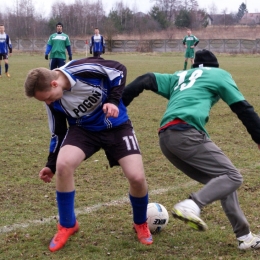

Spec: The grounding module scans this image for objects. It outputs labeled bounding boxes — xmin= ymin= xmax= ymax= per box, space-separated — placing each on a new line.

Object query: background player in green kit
xmin=182 ymin=28 xmax=199 ymax=70
xmin=122 ymin=49 xmax=260 ymax=250
xmin=45 ymin=22 xmax=72 ymax=70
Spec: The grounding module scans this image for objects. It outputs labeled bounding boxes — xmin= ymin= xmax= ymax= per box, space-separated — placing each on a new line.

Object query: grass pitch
xmin=1 ymin=52 xmax=260 ymax=259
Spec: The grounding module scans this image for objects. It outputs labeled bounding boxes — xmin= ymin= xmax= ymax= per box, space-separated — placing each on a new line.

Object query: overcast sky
xmin=3 ymin=0 xmax=260 ymax=17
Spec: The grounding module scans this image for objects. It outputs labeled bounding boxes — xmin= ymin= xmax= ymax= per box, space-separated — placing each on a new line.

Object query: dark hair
xmin=193 ymin=49 xmax=219 ymax=68
xmin=56 ymin=22 xmax=63 ymax=27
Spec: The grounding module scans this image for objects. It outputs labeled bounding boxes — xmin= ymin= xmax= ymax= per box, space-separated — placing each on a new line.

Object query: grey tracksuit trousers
xmin=159 ymin=127 xmax=250 ymax=237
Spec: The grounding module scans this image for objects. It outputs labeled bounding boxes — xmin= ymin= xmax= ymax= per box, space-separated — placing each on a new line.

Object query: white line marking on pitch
xmin=0 ymin=181 xmax=197 ymax=234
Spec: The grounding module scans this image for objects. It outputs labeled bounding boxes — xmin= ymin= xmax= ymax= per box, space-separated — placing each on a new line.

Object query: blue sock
xmin=5 ymin=64 xmax=8 ymax=73
xmin=56 ymin=190 xmax=76 ymax=228
xmin=129 ymin=193 xmax=148 ymax=224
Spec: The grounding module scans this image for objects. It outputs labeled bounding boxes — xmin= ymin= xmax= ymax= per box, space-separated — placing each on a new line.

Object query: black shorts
xmin=0 ymin=54 xmax=8 ymax=60
xmin=61 ymin=120 xmax=141 ymax=167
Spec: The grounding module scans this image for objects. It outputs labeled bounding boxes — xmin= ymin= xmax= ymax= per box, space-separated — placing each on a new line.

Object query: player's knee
xmin=128 ymin=174 xmax=146 ymax=188
xmin=56 ymin=159 xmax=74 ymax=175
xmin=229 ymin=170 xmax=243 ymax=188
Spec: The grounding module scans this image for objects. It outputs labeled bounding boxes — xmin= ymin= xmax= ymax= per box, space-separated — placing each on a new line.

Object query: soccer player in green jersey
xmin=182 ymin=29 xmax=199 ymax=70
xmin=45 ymin=22 xmax=72 ymax=70
xmin=122 ymin=49 xmax=260 ymax=250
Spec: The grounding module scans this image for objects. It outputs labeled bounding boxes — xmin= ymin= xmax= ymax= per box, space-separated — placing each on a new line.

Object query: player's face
xmin=187 ymin=30 xmax=191 ymax=35
xmin=56 ymin=25 xmax=63 ymax=33
xmin=0 ymin=26 xmax=4 ymax=34
xmin=34 ymin=85 xmax=63 ymax=105
xmin=94 ymin=29 xmax=99 ymax=35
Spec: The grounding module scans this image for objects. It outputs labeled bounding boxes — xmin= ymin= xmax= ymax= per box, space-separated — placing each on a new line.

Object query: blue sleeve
xmin=45 ymin=44 xmax=52 ymax=55
xmin=66 ymin=45 xmax=72 ymax=56
xmin=89 ymin=36 xmax=93 ymax=51
xmin=6 ymin=35 xmax=12 ymax=53
xmin=45 ymin=104 xmax=68 ymax=173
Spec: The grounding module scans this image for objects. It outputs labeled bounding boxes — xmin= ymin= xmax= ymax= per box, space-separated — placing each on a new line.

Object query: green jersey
xmin=47 ymin=33 xmax=71 ymax=59
xmin=154 ymin=67 xmax=245 ymax=136
xmin=183 ymin=34 xmax=199 ymax=49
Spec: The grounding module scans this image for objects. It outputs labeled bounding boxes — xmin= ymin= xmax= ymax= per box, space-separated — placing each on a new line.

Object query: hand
xmin=69 ymin=55 xmax=72 ymax=61
xmin=190 ymin=45 xmax=194 ymax=49
xmin=39 ymin=167 xmax=54 ymax=183
xmin=102 ymin=103 xmax=119 ymax=118
xmin=45 ymin=54 xmax=48 ymax=60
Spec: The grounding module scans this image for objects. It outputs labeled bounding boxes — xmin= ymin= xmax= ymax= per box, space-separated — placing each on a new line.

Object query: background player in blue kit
xmin=23 ymin=56 xmax=153 ymax=252
xmin=89 ymin=28 xmax=105 ymax=58
xmin=0 ymin=24 xmax=12 ymax=78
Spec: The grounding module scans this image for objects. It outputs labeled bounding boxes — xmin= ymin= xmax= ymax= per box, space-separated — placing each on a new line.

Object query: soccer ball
xmin=147 ymin=202 xmax=169 ymax=234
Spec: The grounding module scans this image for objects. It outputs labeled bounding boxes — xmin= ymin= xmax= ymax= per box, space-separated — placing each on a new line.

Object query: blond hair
xmin=24 ymin=67 xmax=58 ymax=97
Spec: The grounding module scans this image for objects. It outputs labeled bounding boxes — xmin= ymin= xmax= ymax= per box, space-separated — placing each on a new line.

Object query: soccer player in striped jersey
xmin=183 ymin=28 xmax=199 ymax=70
xmin=0 ymin=24 xmax=12 ymax=78
xmin=122 ymin=49 xmax=260 ymax=250
xmin=24 ymin=56 xmax=153 ymax=252
xmin=89 ymin=28 xmax=105 ymax=58
xmin=45 ymin=22 xmax=72 ymax=70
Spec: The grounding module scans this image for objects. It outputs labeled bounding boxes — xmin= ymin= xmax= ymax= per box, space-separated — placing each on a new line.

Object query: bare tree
xmin=151 ymin=0 xmax=181 ymax=21
xmin=0 ymin=0 xmax=233 ymax=39
xmin=114 ymin=1 xmax=125 ymax=27
xmin=208 ymin=2 xmax=218 ymax=15
xmin=102 ymin=18 xmax=117 ymax=52
xmin=222 ymin=8 xmax=228 ymax=26
xmin=91 ymin=0 xmax=105 ymax=28
xmin=182 ymin=0 xmax=199 ymax=11
xmin=7 ymin=0 xmax=36 ymax=37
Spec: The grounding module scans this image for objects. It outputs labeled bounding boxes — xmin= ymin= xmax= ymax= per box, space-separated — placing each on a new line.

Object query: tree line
xmin=0 ymin=0 xmax=248 ymax=39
